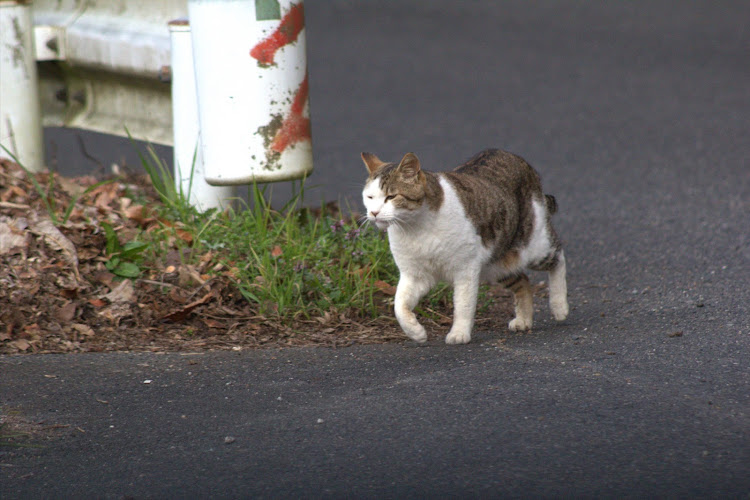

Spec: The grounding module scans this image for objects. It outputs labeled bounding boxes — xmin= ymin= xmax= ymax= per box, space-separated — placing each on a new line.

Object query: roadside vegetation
xmin=0 ymin=144 xmax=506 ymax=354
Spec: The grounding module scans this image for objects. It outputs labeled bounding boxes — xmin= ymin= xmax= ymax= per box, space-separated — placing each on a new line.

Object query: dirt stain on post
xmin=255 ymin=114 xmax=283 ymax=170
xmin=9 ymin=17 xmax=30 ymax=79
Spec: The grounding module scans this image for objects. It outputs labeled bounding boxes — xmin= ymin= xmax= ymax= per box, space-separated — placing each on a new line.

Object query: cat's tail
xmin=545 ymin=194 xmax=558 ymax=215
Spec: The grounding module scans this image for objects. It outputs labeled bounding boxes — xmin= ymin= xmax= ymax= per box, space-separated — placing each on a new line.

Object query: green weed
xmin=197 ymin=182 xmax=399 ymax=319
xmin=101 ymin=222 xmax=149 ymax=278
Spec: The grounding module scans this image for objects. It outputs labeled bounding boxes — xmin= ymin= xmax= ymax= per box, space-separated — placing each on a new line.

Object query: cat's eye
xmin=384 ymin=195 xmax=396 ymax=202
xmin=366 ymin=195 xmax=373 ymax=199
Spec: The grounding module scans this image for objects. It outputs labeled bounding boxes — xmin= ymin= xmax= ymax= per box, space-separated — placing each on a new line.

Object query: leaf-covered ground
xmin=0 ymin=158 xmax=515 ymax=354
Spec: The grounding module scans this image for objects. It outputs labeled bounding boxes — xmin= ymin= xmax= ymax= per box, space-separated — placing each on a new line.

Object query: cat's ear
xmin=396 ymin=152 xmax=421 ymax=180
xmin=361 ymin=152 xmax=386 ymax=175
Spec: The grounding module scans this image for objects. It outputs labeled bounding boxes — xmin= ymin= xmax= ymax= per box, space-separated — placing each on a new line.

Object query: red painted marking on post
xmin=250 ymin=2 xmax=305 ymax=66
xmin=270 ymin=74 xmax=310 ymax=153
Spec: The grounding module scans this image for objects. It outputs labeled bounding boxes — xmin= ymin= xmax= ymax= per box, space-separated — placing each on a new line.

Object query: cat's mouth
xmin=371 ymin=217 xmax=391 ymax=230
xmin=374 ymin=219 xmax=390 ymax=230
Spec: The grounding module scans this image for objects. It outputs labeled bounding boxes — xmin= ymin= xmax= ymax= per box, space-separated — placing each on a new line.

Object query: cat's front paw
xmin=508 ymin=317 xmax=532 ymax=332
xmin=445 ymin=329 xmax=471 ymax=345
xmin=396 ymin=309 xmax=427 ymax=343
xmin=402 ymin=324 xmax=427 ymax=343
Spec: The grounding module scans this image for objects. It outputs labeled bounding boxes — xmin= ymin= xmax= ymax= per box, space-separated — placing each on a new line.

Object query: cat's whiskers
xmin=386 ymin=214 xmax=413 ymax=232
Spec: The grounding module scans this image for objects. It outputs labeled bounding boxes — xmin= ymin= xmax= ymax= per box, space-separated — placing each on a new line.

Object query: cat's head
xmin=361 ymin=152 xmax=433 ymax=230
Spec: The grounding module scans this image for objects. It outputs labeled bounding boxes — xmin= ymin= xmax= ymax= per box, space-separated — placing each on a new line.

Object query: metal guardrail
xmin=33 ymin=0 xmax=187 ymax=146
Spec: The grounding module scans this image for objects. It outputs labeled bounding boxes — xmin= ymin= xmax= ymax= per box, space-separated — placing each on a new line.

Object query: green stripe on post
xmin=255 ymin=0 xmax=281 ymax=20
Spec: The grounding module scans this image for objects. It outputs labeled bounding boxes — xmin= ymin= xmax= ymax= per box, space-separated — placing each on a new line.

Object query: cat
xmin=361 ymin=148 xmax=568 ymax=344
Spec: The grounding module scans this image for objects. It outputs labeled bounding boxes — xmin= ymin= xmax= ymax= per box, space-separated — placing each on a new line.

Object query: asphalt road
xmin=3 ymin=1 xmax=749 ymax=497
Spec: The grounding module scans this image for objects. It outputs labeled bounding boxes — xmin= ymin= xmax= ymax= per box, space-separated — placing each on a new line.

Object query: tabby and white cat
xmin=361 ymin=149 xmax=568 ymax=344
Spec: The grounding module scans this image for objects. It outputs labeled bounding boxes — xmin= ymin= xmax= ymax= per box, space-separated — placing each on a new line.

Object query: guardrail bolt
xmin=54 ymin=88 xmax=68 ymax=102
xmin=159 ymin=65 xmax=172 ymax=83
xmin=72 ymin=90 xmax=86 ymax=105
xmin=45 ymin=37 xmax=58 ymax=53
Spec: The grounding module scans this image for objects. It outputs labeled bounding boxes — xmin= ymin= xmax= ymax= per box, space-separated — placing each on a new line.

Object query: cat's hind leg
xmin=500 ymin=273 xmax=533 ymax=331
xmin=548 ymin=251 xmax=568 ymax=321
xmin=530 ymin=249 xmax=569 ymax=321
xmin=394 ymin=274 xmax=432 ymax=343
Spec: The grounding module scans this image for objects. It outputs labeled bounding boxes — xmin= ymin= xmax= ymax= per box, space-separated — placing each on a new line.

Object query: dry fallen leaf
xmin=178 ymin=265 xmax=205 ymax=287
xmin=374 ymin=280 xmax=397 ymax=296
xmin=88 ymin=298 xmax=106 ymax=308
xmin=162 ymin=291 xmax=216 ymax=323
xmin=119 ymin=197 xmax=132 ymax=211
xmin=56 ymin=302 xmax=77 ymax=322
xmin=201 ymin=318 xmax=224 ymax=329
xmin=93 ymin=271 xmax=116 ymax=287
xmin=10 ymin=339 xmax=31 ymax=352
xmin=98 ymin=302 xmax=132 ymax=324
xmin=92 ymin=183 xmax=120 ymax=209
xmin=169 ymin=287 xmax=189 ymax=304
xmin=72 ymin=323 xmax=95 ymax=337
xmin=57 ymin=177 xmax=86 ymax=199
xmin=30 ymin=218 xmax=80 ymax=281
xmin=3 ymin=185 xmax=28 ymax=201
xmin=175 ymin=229 xmax=193 ymax=245
xmin=103 ymin=279 xmax=135 ymax=303
xmin=0 ymin=219 xmax=29 ymax=255
xmin=315 ymin=311 xmax=333 ymax=325
xmin=123 ymin=204 xmax=148 ymax=222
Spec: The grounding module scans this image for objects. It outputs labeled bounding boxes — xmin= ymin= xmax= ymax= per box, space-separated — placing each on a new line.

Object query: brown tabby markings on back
xmin=444 ymin=149 xmax=559 ymax=263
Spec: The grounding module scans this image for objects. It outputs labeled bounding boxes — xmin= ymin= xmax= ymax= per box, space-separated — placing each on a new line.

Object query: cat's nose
xmin=370 ymin=210 xmax=380 ymax=218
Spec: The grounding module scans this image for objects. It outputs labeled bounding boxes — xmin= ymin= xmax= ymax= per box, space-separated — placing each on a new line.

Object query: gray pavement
xmin=3 ymin=1 xmax=750 ymax=497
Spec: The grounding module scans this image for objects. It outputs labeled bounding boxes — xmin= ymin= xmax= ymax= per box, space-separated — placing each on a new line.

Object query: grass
xmin=125 ymin=140 xmax=404 ymax=320
xmin=5 ymin=137 xmax=484 ymax=324
xmin=128 ymin=140 xmax=494 ymax=322
xmin=215 ymin=187 xmax=398 ymax=318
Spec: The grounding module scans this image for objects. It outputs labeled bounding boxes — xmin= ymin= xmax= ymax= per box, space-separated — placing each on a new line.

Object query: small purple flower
xmin=345 ymin=228 xmax=361 ymax=240
xmin=330 ymin=219 xmax=345 ymax=233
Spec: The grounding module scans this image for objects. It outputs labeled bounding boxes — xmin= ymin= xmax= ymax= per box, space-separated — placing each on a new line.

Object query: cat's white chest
xmin=388 ymin=177 xmax=489 ymax=282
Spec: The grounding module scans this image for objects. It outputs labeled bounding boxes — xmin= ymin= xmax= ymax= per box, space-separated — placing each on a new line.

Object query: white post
xmin=169 ymin=18 xmax=235 ymax=211
xmin=0 ymin=0 xmax=44 ymax=172
xmin=187 ymin=0 xmax=313 ymax=185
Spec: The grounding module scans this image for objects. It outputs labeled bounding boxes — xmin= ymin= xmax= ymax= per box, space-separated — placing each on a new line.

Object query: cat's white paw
xmin=402 ymin=324 xmax=427 ymax=343
xmin=551 ymin=299 xmax=569 ymax=321
xmin=445 ymin=329 xmax=471 ymax=345
xmin=395 ymin=308 xmax=428 ymax=342
xmin=508 ymin=317 xmax=532 ymax=332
